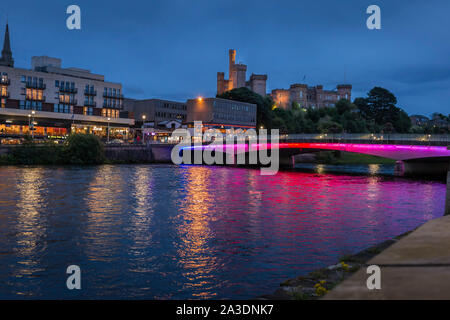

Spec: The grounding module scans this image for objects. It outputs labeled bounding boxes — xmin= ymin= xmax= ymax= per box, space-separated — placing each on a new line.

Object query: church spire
xmin=0 ymin=23 xmax=14 ymax=67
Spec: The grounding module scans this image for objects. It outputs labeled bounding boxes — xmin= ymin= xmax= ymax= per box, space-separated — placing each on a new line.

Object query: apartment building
xmin=0 ymin=24 xmax=134 ymax=140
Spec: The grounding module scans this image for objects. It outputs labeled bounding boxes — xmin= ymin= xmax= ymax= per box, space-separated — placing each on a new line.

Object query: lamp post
xmin=31 ymin=110 xmax=35 ymax=140
xmin=107 ymin=117 xmax=111 ymax=143
xmin=142 ymin=115 xmax=146 ymax=144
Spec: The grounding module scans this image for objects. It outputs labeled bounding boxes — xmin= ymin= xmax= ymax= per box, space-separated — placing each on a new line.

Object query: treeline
xmin=218 ymin=86 xmax=412 ymax=134
xmin=0 ymin=134 xmax=105 ymax=165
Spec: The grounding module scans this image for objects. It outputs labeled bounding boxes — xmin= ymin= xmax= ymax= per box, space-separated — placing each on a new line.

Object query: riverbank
xmin=260 ymin=229 xmax=414 ymax=300
xmin=0 ymin=138 xmax=174 ymax=165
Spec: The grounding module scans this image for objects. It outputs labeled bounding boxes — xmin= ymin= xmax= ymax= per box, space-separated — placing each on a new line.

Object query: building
xmin=186 ymin=97 xmax=257 ymax=131
xmin=272 ymin=83 xmax=352 ymax=110
xmin=0 ymin=24 xmax=134 ymax=141
xmin=123 ymin=98 xmax=187 ymax=125
xmin=429 ymin=114 xmax=449 ymax=130
xmin=123 ymin=98 xmax=188 ymax=143
xmin=217 ymin=49 xmax=267 ymax=96
xmin=410 ymin=115 xmax=430 ymax=127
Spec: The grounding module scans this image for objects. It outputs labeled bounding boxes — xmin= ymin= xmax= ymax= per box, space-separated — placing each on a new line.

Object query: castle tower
xmin=217 ymin=49 xmax=266 ymax=96
xmin=229 ymin=49 xmax=236 ymax=75
xmin=289 ymin=84 xmax=308 ymax=108
xmin=0 ymin=23 xmax=14 ymax=67
xmin=337 ymin=84 xmax=352 ymax=101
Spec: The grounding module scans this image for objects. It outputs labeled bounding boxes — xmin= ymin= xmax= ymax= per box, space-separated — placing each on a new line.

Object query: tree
xmin=63 ymin=134 xmax=105 ymax=164
xmin=291 ymin=101 xmax=301 ymax=110
xmin=335 ymin=99 xmax=354 ymax=115
xmin=354 ymin=87 xmax=411 ymax=133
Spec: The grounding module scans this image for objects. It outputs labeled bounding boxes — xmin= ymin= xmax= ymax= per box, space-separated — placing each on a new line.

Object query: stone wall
xmin=104 ymin=144 xmax=174 ymax=163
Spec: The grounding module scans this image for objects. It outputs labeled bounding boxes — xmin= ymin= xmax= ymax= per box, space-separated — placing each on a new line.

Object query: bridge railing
xmin=280 ymin=133 xmax=450 ymax=145
xmin=141 ymin=133 xmax=450 ymax=146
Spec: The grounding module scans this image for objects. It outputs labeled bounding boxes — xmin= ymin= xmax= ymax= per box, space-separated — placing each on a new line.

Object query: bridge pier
xmin=446 ymin=171 xmax=450 ymax=216
xmin=279 ymin=155 xmax=295 ymax=169
xmin=399 ymin=161 xmax=449 ymax=177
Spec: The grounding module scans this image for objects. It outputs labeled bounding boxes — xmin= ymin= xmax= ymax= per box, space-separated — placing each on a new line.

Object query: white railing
xmin=281 ymin=133 xmax=450 ymax=144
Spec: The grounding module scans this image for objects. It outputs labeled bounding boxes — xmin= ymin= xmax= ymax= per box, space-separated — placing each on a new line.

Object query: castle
xmin=217 ymin=49 xmax=267 ymax=97
xmin=272 ymin=84 xmax=352 ymax=110
xmin=217 ymin=49 xmax=352 ymax=110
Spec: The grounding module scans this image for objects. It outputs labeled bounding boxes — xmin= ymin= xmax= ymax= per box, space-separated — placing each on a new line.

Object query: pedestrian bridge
xmin=187 ymin=133 xmax=450 ymax=161
xmin=182 ymin=133 xmax=450 ymax=176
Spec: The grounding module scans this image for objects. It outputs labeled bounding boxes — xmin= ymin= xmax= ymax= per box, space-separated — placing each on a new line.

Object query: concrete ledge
xmin=323 ymin=266 xmax=450 ymax=300
xmin=324 ymin=215 xmax=450 ymax=300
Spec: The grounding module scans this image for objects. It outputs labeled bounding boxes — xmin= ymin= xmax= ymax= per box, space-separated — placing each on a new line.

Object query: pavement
xmin=323 ymin=214 xmax=450 ymax=300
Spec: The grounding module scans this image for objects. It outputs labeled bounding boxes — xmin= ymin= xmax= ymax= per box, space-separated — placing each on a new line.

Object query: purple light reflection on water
xmin=0 ymin=164 xmax=446 ymax=299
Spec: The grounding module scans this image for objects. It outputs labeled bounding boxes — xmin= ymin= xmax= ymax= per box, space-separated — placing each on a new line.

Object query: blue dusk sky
xmin=2 ymin=0 xmax=449 ymax=116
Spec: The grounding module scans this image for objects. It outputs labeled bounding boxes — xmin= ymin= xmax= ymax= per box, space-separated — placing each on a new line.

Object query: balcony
xmin=25 ymin=82 xmax=46 ymax=90
xmin=84 ymin=100 xmax=97 ymax=107
xmin=59 ymin=98 xmax=77 ymax=105
xmin=103 ymin=92 xmax=124 ymax=99
xmin=103 ymin=102 xmax=122 ymax=108
xmin=59 ymin=87 xmax=78 ymax=94
xmin=84 ymin=89 xmax=97 ymax=96
xmin=0 ymin=78 xmax=10 ymax=85
xmin=26 ymin=95 xmax=46 ymax=102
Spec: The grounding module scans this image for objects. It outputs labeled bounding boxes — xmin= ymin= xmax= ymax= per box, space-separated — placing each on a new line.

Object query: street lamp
xmin=142 ymin=115 xmax=146 ymax=143
xmin=31 ymin=110 xmax=36 ymax=139
xmin=107 ymin=117 xmax=111 ymax=143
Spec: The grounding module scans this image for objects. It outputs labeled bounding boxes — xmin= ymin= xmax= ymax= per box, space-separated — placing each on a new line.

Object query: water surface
xmin=0 ymin=164 xmax=445 ymax=299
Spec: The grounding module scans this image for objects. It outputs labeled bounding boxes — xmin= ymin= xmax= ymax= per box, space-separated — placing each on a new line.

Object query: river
xmin=0 ymin=164 xmax=445 ymax=299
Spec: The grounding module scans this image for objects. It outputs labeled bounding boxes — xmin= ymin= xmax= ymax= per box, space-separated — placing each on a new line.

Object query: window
xmin=55 ymin=80 xmax=59 ymax=87
xmin=53 ymin=104 xmax=72 ymax=113
xmin=83 ymin=107 xmax=93 ymax=115
xmin=21 ymin=75 xmax=26 ymax=83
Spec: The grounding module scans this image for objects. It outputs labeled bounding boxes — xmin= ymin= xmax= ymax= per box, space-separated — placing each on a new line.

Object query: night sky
xmin=2 ymin=0 xmax=449 ymax=116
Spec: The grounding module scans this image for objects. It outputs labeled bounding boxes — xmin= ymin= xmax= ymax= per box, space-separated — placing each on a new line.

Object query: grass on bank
xmin=315 ymin=151 xmax=396 ymax=165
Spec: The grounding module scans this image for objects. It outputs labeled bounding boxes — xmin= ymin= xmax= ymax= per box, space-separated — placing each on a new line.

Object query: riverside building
xmin=0 ymin=24 xmax=134 ymax=142
xmin=186 ymin=97 xmax=257 ymax=132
